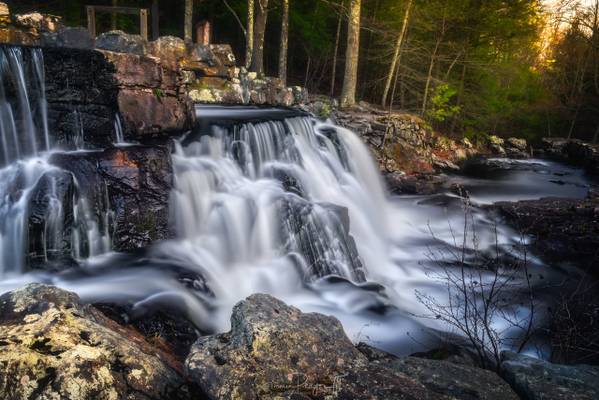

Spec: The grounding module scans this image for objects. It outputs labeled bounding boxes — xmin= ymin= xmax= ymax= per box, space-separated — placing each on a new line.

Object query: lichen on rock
xmin=0 ymin=284 xmax=191 ymax=400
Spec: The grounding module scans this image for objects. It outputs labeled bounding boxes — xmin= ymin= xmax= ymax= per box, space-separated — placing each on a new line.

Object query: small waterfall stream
xmin=0 ymin=46 xmax=50 ymax=166
xmin=0 ymin=45 xmax=112 ymax=277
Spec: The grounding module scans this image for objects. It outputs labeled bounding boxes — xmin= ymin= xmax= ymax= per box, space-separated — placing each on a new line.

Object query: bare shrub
xmin=415 ymin=194 xmax=536 ymax=371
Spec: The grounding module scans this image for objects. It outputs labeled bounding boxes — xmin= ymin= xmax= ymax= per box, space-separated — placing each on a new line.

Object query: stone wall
xmin=41 ymin=46 xmax=194 ymax=148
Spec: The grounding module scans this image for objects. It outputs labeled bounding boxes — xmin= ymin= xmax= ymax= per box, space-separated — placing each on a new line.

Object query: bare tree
xmin=421 ymin=3 xmax=447 ymax=116
xmin=184 ymin=0 xmax=193 ymax=43
xmin=381 ymin=0 xmax=413 ymax=107
xmin=246 ymin=0 xmax=255 ymax=68
xmin=111 ymin=0 xmax=118 ymax=30
xmin=415 ymin=195 xmax=536 ymax=371
xmin=279 ymin=0 xmax=290 ymax=85
xmin=250 ymin=0 xmax=269 ymax=75
xmin=331 ymin=0 xmax=345 ymax=96
xmin=340 ymin=0 xmax=362 ymax=108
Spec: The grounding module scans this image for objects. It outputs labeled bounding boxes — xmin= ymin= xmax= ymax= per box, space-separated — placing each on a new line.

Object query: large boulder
xmin=0 ymin=284 xmax=190 ymax=399
xmin=148 ymin=36 xmax=187 ymax=68
xmin=358 ymin=344 xmax=518 ymax=400
xmin=500 ymin=351 xmax=599 ymax=400
xmin=385 ymin=172 xmax=448 ymax=195
xmin=42 ymin=26 xmax=95 ymax=49
xmin=505 ymin=137 xmax=529 ymax=158
xmin=99 ymin=50 xmax=194 ymax=138
xmin=186 ymin=294 xmax=440 ymax=399
xmin=535 ymin=138 xmax=599 ymax=175
xmin=0 ymin=3 xmax=9 ymax=25
xmin=186 ymin=294 xmax=517 ymax=400
xmin=13 ymin=12 xmax=62 ymax=35
xmin=118 ymin=89 xmax=194 ymax=137
xmin=96 ymin=30 xmax=147 ymax=56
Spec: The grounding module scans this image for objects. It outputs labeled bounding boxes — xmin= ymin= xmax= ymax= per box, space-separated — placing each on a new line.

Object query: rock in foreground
xmin=0 ymin=284 xmax=190 ymax=400
xmin=186 ymin=293 xmax=517 ymax=399
xmin=501 ymin=351 xmax=599 ymax=400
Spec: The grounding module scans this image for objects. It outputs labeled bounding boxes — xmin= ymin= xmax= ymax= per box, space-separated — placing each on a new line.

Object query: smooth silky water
xmin=0 ymin=46 xmax=594 ymax=356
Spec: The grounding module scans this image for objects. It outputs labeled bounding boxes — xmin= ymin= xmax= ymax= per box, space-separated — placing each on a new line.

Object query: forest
xmin=10 ymin=0 xmax=599 ymax=141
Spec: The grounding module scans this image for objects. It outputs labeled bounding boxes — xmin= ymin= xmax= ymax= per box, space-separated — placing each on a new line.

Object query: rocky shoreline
xmin=1 ymin=284 xmax=597 ymax=399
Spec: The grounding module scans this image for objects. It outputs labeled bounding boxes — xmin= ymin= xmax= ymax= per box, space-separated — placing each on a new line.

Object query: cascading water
xmin=0 ymin=45 xmax=112 ymax=276
xmin=0 ymin=46 xmax=588 ymax=355
xmin=0 ymin=46 xmax=50 ymax=167
xmin=114 ymin=113 xmax=125 ymax=144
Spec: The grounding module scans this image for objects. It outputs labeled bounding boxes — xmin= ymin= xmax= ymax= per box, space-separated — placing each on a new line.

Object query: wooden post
xmin=139 ymin=8 xmax=148 ymax=40
xmin=151 ymin=0 xmax=160 ymax=40
xmin=196 ymin=21 xmax=211 ymax=45
xmin=86 ymin=6 xmax=96 ymax=38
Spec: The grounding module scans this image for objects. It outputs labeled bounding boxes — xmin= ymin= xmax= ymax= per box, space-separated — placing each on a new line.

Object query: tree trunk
xmin=593 ymin=123 xmax=599 ymax=143
xmin=340 ymin=0 xmax=361 ymax=108
xmin=381 ymin=0 xmax=413 ymax=106
xmin=278 ymin=0 xmax=289 ymax=85
xmin=246 ymin=0 xmax=255 ymax=68
xmin=421 ymin=37 xmax=441 ymax=116
xmin=567 ymin=104 xmax=580 ymax=139
xmin=330 ymin=0 xmax=344 ymax=96
xmin=250 ymin=0 xmax=269 ymax=75
xmin=450 ymin=54 xmax=467 ymax=135
xmin=304 ymin=53 xmax=311 ymax=88
xmin=111 ymin=0 xmax=118 ymax=30
xmin=184 ymin=0 xmax=193 ymax=43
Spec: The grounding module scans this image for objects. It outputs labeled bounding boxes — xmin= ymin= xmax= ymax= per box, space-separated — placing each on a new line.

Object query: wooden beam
xmin=86 ymin=6 xmax=96 ymax=38
xmin=91 ymin=6 xmax=144 ymax=15
xmin=140 ymin=8 xmax=148 ymax=40
xmin=86 ymin=5 xmax=150 ymax=40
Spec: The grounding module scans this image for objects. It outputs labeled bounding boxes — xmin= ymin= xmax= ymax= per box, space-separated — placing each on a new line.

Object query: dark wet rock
xmin=358 ymin=343 xmax=519 ymax=400
xmin=385 ymin=172 xmax=448 ymax=195
xmin=26 ymin=169 xmax=76 ymax=270
xmin=96 ymin=30 xmax=147 ymax=55
xmin=49 ymin=146 xmax=173 ymax=252
xmin=410 ymin=343 xmax=480 ymax=367
xmin=500 ymin=351 xmax=599 ymax=400
xmin=278 ymin=196 xmax=365 ymax=282
xmin=42 ymin=46 xmax=119 ymax=148
xmin=492 ymin=195 xmax=599 ymax=275
xmin=41 ymin=26 xmax=95 ymax=49
xmin=536 ymin=138 xmax=599 ymax=175
xmin=186 ymin=294 xmax=445 ymax=400
xmin=94 ymin=303 xmax=200 ymax=362
xmin=0 ymin=283 xmax=190 ymax=400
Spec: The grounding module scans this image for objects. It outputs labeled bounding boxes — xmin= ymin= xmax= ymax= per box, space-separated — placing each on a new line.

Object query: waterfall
xmin=158 ymin=113 xmax=399 ymax=329
xmin=114 ymin=113 xmax=125 ymax=144
xmin=0 ymin=45 xmax=112 ymax=275
xmin=0 ymin=46 xmax=50 ymax=167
